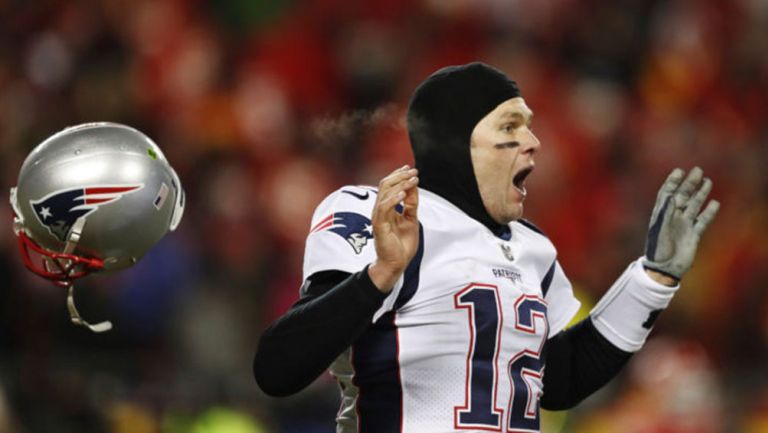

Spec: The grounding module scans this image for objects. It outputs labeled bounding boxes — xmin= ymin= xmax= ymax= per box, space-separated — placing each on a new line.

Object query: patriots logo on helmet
xmin=30 ymin=185 xmax=144 ymax=242
xmin=311 ymin=212 xmax=374 ymax=254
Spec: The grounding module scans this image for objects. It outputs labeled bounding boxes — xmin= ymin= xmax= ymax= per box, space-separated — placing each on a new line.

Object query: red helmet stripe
xmin=82 ymin=185 xmax=142 ymax=204
xmin=85 ymin=186 xmax=140 ymax=194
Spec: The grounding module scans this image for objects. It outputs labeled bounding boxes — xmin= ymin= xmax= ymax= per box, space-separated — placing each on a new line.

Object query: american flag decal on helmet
xmin=30 ymin=185 xmax=144 ymax=242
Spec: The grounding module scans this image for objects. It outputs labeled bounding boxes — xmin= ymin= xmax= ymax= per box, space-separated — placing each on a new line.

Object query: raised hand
xmin=368 ymin=165 xmax=420 ymax=293
xmin=643 ymin=167 xmax=720 ymax=281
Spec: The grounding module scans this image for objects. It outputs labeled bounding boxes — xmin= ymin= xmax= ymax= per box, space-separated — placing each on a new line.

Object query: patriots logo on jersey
xmin=30 ymin=185 xmax=143 ymax=242
xmin=310 ymin=212 xmax=374 ymax=254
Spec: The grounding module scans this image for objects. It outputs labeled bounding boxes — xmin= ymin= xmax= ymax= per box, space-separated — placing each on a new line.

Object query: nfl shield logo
xmin=500 ymin=243 xmax=514 ymax=261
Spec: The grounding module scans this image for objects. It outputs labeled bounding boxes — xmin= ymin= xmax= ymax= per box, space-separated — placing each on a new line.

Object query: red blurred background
xmin=1 ymin=0 xmax=767 ymax=432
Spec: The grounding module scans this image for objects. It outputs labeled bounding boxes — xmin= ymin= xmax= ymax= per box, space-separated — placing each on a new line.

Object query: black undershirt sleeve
xmin=540 ymin=317 xmax=633 ymax=410
xmin=253 ymin=269 xmax=381 ymax=397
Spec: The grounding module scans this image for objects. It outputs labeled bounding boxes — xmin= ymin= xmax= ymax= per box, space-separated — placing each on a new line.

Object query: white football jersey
xmin=303 ymin=186 xmax=581 ymax=433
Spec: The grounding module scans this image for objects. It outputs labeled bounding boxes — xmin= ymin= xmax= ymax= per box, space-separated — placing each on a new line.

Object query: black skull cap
xmin=407 ymin=62 xmax=521 ymax=235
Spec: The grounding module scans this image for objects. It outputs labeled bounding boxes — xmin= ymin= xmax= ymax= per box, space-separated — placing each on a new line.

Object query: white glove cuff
xmin=590 ymin=258 xmax=680 ymax=352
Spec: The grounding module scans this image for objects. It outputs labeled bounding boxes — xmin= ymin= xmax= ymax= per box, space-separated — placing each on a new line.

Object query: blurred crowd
xmin=0 ymin=0 xmax=767 ymax=432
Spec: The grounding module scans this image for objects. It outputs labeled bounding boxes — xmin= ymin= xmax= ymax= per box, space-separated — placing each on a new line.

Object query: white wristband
xmin=590 ymin=258 xmax=680 ymax=352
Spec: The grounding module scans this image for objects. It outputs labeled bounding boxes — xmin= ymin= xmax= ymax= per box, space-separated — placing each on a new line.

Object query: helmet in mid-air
xmin=10 ymin=122 xmax=185 ymax=283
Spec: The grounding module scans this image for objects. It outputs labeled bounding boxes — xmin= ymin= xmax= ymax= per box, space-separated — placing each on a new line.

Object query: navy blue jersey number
xmin=454 ymin=284 xmax=505 ymax=430
xmin=507 ymin=296 xmax=548 ymax=432
xmin=454 ymin=284 xmax=548 ymax=432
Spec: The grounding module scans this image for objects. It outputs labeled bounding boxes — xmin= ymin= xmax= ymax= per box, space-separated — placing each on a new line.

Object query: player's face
xmin=470 ymin=97 xmax=540 ymax=224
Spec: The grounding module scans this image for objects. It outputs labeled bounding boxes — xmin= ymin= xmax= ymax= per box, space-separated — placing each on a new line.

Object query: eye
xmin=502 ymin=123 xmax=515 ymax=133
xmin=494 ymin=141 xmax=520 ymax=149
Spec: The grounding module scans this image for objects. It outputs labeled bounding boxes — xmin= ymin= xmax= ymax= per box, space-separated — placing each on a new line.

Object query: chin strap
xmin=59 ymin=217 xmax=113 ymax=333
xmin=64 ymin=282 xmax=113 ymax=333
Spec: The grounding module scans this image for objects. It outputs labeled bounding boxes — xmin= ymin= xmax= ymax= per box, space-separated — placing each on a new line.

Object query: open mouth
xmin=512 ymin=166 xmax=534 ymax=197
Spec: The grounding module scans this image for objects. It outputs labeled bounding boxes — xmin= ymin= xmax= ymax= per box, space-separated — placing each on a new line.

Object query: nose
xmin=521 ymin=127 xmax=541 ymax=155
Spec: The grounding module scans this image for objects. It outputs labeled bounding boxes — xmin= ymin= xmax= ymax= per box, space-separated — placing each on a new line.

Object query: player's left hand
xmin=643 ymin=167 xmax=720 ymax=282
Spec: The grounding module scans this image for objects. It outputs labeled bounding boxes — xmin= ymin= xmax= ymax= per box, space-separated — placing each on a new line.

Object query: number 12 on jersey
xmin=454 ymin=283 xmax=548 ymax=432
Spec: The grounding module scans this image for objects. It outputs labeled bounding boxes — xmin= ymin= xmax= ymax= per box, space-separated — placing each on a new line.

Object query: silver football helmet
xmin=11 ymin=121 xmax=185 ymax=278
xmin=10 ymin=122 xmax=185 ymax=331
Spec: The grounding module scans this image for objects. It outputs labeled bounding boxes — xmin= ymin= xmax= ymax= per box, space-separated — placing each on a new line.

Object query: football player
xmin=253 ymin=63 xmax=719 ymax=432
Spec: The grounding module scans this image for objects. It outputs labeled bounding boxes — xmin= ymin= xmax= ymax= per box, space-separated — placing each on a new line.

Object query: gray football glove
xmin=643 ymin=167 xmax=720 ymax=280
